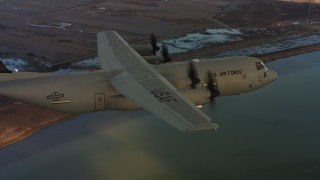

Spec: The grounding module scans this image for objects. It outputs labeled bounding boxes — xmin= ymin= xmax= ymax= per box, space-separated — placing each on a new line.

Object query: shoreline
xmin=0 ymin=44 xmax=319 ymax=149
xmin=257 ymin=44 xmax=320 ymax=63
xmin=0 ymin=102 xmax=71 ymax=149
xmin=0 ymin=115 xmax=71 ymax=149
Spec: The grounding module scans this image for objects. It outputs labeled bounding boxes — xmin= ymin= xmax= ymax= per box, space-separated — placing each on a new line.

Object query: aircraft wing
xmin=97 ymin=31 xmax=219 ymax=132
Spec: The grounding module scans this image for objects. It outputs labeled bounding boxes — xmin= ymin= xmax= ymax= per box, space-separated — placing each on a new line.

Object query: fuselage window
xmin=255 ymin=62 xmax=265 ymax=71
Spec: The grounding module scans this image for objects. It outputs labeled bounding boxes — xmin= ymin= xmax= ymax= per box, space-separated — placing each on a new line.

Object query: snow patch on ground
xmin=72 ymin=57 xmax=99 ymax=67
xmin=212 ymin=33 xmax=320 ymax=58
xmin=160 ymin=28 xmax=244 ymax=54
xmin=157 ymin=28 xmax=320 ymax=58
xmin=292 ymin=20 xmax=320 ymax=25
xmin=0 ymin=57 xmax=99 ymax=74
xmin=28 ymin=22 xmax=84 ymax=33
xmin=53 ymin=58 xmax=99 ymax=74
xmin=0 ymin=58 xmax=29 ymax=71
xmin=53 ymin=68 xmax=91 ymax=74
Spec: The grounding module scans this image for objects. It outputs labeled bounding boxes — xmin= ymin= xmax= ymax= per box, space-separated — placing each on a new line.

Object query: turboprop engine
xmin=131 ymin=33 xmax=159 ymax=56
xmin=131 ymin=33 xmax=172 ymax=64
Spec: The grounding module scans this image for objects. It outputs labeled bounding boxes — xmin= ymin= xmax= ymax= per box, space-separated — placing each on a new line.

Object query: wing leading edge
xmin=98 ymin=31 xmax=219 ymax=132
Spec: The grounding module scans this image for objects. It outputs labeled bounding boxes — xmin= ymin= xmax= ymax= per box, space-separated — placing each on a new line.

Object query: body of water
xmin=0 ymin=52 xmax=320 ymax=180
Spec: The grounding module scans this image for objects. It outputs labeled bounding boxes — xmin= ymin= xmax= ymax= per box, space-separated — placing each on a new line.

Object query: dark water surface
xmin=0 ymin=52 xmax=320 ymax=180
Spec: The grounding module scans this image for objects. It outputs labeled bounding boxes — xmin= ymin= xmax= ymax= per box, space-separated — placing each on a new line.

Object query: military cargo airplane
xmin=0 ymin=31 xmax=277 ymax=132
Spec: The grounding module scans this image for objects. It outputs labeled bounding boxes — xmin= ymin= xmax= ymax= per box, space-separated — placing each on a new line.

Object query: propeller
xmin=207 ymin=71 xmax=220 ymax=103
xmin=188 ymin=61 xmax=200 ymax=89
xmin=161 ymin=44 xmax=172 ymax=63
xmin=187 ymin=62 xmax=220 ymax=104
xmin=150 ymin=33 xmax=160 ymax=55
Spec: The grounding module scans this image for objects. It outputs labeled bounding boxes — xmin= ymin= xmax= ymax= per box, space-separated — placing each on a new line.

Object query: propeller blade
xmin=150 ymin=33 xmax=160 ymax=55
xmin=161 ymin=44 xmax=172 ymax=63
xmin=207 ymin=71 xmax=220 ymax=103
xmin=188 ymin=61 xmax=200 ymax=89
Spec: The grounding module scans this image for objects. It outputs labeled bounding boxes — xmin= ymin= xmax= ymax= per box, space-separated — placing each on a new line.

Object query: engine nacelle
xmin=181 ymin=89 xmax=211 ymax=107
xmin=131 ymin=45 xmax=153 ymax=56
xmin=143 ymin=56 xmax=165 ymax=64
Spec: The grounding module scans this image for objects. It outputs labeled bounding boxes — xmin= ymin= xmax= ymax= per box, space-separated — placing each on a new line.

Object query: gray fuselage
xmin=0 ymin=56 xmax=277 ymax=114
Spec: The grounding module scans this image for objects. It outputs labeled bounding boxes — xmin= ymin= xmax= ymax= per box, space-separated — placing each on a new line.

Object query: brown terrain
xmin=0 ymin=0 xmax=320 ymax=148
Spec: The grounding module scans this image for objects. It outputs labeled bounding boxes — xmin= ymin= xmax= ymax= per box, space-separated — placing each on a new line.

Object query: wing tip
xmin=182 ymin=123 xmax=220 ymax=132
xmin=97 ymin=30 xmax=118 ymax=36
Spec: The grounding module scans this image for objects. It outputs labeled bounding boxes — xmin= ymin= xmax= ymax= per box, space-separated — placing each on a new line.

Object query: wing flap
xmin=111 ymin=73 xmax=219 ymax=132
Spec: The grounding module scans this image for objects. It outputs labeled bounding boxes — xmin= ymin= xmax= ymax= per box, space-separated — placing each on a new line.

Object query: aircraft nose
xmin=267 ymin=70 xmax=278 ymax=82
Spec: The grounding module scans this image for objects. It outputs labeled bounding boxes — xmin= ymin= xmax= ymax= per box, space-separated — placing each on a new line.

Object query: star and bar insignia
xmin=47 ymin=92 xmax=64 ymax=102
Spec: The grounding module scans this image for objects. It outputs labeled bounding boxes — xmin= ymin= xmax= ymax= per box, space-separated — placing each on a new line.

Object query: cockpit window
xmin=255 ymin=61 xmax=265 ymax=71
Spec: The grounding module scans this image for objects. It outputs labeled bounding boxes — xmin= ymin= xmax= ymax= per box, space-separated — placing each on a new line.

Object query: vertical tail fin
xmin=0 ymin=61 xmax=12 ymax=73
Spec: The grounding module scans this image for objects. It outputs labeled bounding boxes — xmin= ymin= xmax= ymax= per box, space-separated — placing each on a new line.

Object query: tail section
xmin=0 ymin=61 xmax=56 ymax=82
xmin=0 ymin=61 xmax=12 ymax=73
